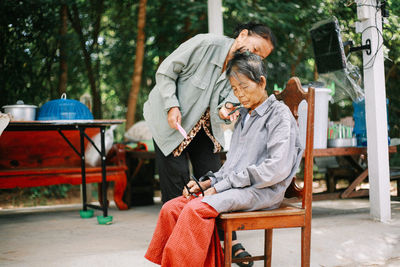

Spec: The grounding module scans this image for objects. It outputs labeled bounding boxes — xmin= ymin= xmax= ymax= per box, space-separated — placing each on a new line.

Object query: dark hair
xmin=226 ymin=51 xmax=267 ymax=84
xmin=233 ymin=22 xmax=276 ymax=50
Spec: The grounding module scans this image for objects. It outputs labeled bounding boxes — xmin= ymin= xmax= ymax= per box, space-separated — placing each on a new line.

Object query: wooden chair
xmin=216 ymin=77 xmax=315 ymax=267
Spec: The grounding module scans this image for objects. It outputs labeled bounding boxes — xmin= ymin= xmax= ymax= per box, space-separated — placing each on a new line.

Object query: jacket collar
xmin=210 ymin=37 xmax=234 ymax=68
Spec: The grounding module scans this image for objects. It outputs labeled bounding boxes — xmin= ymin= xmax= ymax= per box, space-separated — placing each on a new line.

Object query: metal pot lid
xmin=2 ymin=100 xmax=37 ymax=109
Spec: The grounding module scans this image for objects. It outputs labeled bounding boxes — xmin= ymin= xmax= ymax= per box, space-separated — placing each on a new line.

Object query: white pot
xmin=2 ymin=100 xmax=37 ymax=121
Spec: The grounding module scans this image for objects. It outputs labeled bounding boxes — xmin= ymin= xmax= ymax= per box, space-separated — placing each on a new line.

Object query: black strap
xmin=180 ymin=175 xmax=195 ymax=197
xmin=232 ymin=243 xmax=246 ymax=256
xmin=191 ymin=175 xmax=204 ymax=196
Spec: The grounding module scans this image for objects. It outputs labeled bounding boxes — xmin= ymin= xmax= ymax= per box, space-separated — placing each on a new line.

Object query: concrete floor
xmin=0 ymin=199 xmax=399 ymax=267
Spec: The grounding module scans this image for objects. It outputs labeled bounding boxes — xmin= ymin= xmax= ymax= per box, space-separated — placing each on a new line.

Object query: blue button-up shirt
xmin=202 ymin=95 xmax=304 ymax=213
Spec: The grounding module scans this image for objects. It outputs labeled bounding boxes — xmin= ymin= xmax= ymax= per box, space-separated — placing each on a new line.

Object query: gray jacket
xmin=143 ymin=33 xmax=237 ymax=156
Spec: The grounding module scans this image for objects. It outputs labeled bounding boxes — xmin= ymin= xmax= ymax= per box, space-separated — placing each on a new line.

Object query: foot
xmin=232 ymin=243 xmax=254 ymax=267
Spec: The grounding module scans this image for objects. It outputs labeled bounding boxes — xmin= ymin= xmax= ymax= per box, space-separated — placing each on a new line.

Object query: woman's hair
xmin=226 ymin=51 xmax=267 ymax=84
xmin=232 ymin=22 xmax=276 ymax=50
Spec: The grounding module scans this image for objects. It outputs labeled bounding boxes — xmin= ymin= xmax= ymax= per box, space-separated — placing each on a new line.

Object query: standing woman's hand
xmin=167 ymin=107 xmax=182 ymax=130
xmin=219 ymin=102 xmax=240 ymax=122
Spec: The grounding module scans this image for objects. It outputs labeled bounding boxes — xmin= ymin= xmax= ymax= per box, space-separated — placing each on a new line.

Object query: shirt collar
xmin=238 ymin=94 xmax=276 ymax=119
xmin=253 ymin=94 xmax=276 ymax=116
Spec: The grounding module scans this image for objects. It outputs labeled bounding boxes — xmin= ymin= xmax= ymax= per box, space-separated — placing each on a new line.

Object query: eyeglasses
xmin=181 ymin=175 xmax=204 ymax=197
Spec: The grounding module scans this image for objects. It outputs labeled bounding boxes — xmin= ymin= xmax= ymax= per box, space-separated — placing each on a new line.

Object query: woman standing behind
xmin=145 ymin=51 xmax=303 ymax=266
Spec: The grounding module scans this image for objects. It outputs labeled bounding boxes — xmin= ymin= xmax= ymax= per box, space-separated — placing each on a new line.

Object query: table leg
xmin=341 ymin=169 xmax=369 ymax=198
xmin=100 ymin=127 xmax=108 ymax=217
xmin=79 ymin=128 xmax=88 ymax=210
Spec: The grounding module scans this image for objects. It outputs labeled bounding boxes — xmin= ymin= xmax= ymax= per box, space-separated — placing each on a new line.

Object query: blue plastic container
xmin=353 ymin=100 xmax=367 ymax=146
xmin=353 ymin=99 xmax=389 ymax=146
xmin=37 ymin=93 xmax=93 ymax=121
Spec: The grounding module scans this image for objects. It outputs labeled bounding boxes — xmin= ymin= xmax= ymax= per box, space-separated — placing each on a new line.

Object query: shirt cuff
xmin=199 ymin=171 xmax=216 ymax=187
xmin=213 ymin=178 xmax=231 ymax=193
xmin=164 ymin=98 xmax=180 ymax=112
xmin=210 ymin=177 xmax=217 ymax=187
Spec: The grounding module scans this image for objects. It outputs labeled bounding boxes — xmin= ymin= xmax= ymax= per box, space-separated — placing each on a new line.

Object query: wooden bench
xmin=0 ymin=129 xmax=128 ymax=210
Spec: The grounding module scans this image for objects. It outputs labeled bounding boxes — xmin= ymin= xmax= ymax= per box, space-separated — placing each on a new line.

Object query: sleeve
xmin=217 ymin=90 xmax=240 ymax=109
xmin=213 ymin=109 xmax=299 ymax=193
xmin=208 ymin=166 xmax=224 ymax=187
xmin=198 ymin=171 xmax=218 ymax=188
xmin=155 ymin=35 xmax=209 ymax=111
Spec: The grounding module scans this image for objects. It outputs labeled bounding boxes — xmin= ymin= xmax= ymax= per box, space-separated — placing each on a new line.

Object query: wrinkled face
xmin=229 ymin=72 xmax=267 ymax=112
xmin=236 ymin=30 xmax=274 ymax=59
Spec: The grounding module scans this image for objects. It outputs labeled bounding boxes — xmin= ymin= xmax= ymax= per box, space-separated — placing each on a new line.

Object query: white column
xmin=207 ymin=0 xmax=223 ymax=35
xmin=356 ymin=0 xmax=390 ymax=222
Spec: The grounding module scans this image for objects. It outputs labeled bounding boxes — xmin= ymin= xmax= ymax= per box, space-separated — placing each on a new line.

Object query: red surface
xmin=0 ymin=129 xmax=99 ymax=168
xmin=0 ymin=130 xmax=128 ymax=210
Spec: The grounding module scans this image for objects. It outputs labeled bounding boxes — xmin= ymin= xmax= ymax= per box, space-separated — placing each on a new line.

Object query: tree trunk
xmin=58 ymin=4 xmax=68 ymax=96
xmin=126 ymin=0 xmax=147 ymax=129
xmin=314 ymin=63 xmax=319 ymax=81
xmin=69 ymin=2 xmax=103 ymax=119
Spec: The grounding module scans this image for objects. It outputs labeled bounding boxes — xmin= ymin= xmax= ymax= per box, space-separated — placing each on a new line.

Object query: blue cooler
xmin=353 ymin=99 xmax=389 ymax=146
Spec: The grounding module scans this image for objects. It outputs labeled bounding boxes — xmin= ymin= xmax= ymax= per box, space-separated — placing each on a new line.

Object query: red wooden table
xmin=2 ymin=120 xmax=126 ymax=218
xmin=312 ymin=146 xmax=398 ymax=200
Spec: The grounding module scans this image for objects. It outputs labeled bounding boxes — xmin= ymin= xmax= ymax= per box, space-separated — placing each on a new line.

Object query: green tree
xmin=126 ymin=0 xmax=147 ymax=130
xmin=1 ymin=0 xmax=399 ymax=139
xmin=68 ymin=0 xmax=105 ymax=119
xmin=0 ymin=0 xmax=60 ymax=107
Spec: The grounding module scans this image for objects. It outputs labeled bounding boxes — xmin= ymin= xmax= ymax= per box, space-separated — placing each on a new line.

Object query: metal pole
xmin=100 ymin=126 xmax=108 ymax=217
xmin=79 ymin=127 xmax=88 ymax=211
xmin=356 ymin=0 xmax=390 ymax=221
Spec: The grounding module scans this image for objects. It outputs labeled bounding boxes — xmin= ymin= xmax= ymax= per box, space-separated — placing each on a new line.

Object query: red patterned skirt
xmin=145 ymin=196 xmax=224 ymax=266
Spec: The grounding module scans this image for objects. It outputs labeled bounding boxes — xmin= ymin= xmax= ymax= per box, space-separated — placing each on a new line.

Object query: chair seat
xmin=217 ymin=203 xmax=306 ymax=231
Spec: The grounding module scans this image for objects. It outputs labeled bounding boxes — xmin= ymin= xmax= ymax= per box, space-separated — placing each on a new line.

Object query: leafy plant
xmin=28 ymin=184 xmax=72 ymax=200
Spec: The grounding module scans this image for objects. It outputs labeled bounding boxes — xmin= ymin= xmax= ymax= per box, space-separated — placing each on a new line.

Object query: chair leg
xmin=301 ymin=225 xmax=311 ymax=267
xmin=397 ymin=179 xmax=400 ymax=197
xmin=224 ymin=226 xmax=233 ymax=267
xmin=265 ymin=229 xmax=273 ymax=267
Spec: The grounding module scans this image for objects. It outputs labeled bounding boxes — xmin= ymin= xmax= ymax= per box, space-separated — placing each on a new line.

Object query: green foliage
xmin=222 ymin=0 xmax=353 ymax=91
xmin=29 ymin=184 xmax=72 ymax=199
xmin=1 ymin=0 xmax=399 ymax=142
xmin=0 ymin=0 xmax=60 ymax=107
xmin=383 ymin=1 xmax=400 ymax=138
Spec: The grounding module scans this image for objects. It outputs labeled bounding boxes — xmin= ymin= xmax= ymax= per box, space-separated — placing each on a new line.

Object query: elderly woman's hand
xmin=204 ymin=187 xmax=217 ymax=196
xmin=182 ymin=179 xmax=211 ymax=198
xmin=182 ymin=180 xmax=196 ymax=198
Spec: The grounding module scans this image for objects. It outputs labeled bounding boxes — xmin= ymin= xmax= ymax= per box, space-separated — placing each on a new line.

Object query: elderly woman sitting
xmin=145 ymin=51 xmax=303 ymax=266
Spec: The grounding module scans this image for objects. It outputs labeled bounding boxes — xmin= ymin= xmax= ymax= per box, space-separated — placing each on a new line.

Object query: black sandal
xmin=232 ymin=243 xmax=254 ymax=267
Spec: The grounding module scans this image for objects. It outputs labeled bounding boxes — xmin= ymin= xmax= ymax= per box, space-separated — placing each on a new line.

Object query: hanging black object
xmin=310 ymin=17 xmax=347 ymax=74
